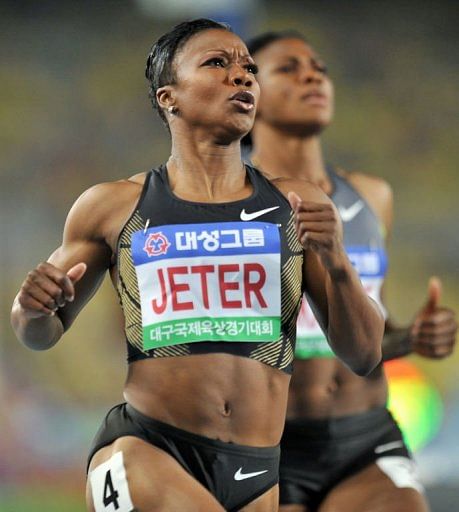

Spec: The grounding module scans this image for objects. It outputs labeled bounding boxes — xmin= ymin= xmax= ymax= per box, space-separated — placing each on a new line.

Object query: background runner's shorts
xmin=88 ymin=403 xmax=280 ymax=512
xmin=279 ymin=407 xmax=421 ymax=508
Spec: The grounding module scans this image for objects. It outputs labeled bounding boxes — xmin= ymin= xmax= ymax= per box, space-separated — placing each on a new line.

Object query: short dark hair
xmin=242 ymin=30 xmax=307 ymax=149
xmin=145 ymin=18 xmax=231 ymax=126
xmin=246 ymin=30 xmax=307 ymax=58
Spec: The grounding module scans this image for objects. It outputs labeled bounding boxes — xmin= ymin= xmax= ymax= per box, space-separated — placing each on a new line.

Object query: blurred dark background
xmin=1 ymin=1 xmax=458 ymax=510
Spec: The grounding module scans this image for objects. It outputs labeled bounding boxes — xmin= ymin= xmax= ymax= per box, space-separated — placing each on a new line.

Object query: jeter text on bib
xmin=131 ymin=221 xmax=281 ymax=349
xmin=295 ymin=246 xmax=387 ymax=359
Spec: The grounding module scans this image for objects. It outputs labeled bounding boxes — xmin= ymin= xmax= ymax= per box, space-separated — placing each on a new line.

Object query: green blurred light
xmin=385 ymin=360 xmax=443 ymax=452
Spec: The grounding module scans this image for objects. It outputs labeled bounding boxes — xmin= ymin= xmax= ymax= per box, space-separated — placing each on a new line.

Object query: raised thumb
xmin=67 ymin=262 xmax=87 ymax=283
xmin=425 ymin=276 xmax=442 ymax=312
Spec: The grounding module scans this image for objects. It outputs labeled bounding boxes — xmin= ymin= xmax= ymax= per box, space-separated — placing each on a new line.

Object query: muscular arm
xmin=11 ymin=177 xmax=143 ymax=350
xmin=275 ymin=178 xmax=384 ymax=376
xmin=303 ymin=238 xmax=384 ymax=376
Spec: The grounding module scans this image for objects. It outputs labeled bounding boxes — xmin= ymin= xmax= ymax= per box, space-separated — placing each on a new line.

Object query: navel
xmin=221 ymin=401 xmax=232 ymax=417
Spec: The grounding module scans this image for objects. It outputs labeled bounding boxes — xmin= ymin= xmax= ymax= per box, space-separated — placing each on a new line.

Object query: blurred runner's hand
xmin=410 ymin=277 xmax=458 ymax=359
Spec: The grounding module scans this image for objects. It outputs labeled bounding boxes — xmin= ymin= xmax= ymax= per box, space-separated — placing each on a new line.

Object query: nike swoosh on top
xmin=240 ymin=206 xmax=280 ymax=221
xmin=374 ymin=440 xmax=404 ymax=454
xmin=337 ymin=200 xmax=364 ymax=222
xmin=233 ymin=467 xmax=269 ymax=481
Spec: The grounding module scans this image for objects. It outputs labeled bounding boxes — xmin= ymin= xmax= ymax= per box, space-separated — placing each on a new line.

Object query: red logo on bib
xmin=144 ymin=232 xmax=171 ymax=257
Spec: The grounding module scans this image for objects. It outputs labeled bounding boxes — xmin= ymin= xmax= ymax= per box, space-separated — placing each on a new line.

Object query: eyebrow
xmin=275 ymin=55 xmax=324 ymax=65
xmin=275 ymin=55 xmax=300 ymax=62
xmin=201 ymin=48 xmax=254 ymax=61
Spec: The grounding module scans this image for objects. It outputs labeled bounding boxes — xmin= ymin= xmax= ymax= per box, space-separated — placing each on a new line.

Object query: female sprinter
xmin=247 ymin=31 xmax=457 ymax=512
xmin=11 ymin=20 xmax=384 ymax=512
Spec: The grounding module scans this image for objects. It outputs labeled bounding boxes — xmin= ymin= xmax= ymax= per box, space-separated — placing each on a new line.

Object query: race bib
xmin=131 ymin=221 xmax=281 ymax=350
xmin=295 ymin=246 xmax=387 ymax=359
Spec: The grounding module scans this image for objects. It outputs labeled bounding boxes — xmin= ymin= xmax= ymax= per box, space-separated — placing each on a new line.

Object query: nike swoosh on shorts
xmin=374 ymin=440 xmax=404 ymax=454
xmin=233 ymin=467 xmax=269 ymax=481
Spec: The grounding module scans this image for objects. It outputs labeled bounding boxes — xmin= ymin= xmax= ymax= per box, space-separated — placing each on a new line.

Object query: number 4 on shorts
xmin=103 ymin=470 xmax=120 ymax=509
xmin=90 ymin=451 xmax=135 ymax=512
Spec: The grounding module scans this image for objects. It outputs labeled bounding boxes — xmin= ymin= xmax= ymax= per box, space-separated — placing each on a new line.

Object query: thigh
xmin=279 ymin=504 xmax=310 ymax=512
xmin=239 ymin=484 xmax=279 ymax=512
xmin=318 ymin=462 xmax=429 ymax=512
xmin=86 ymin=435 xmax=224 ymax=512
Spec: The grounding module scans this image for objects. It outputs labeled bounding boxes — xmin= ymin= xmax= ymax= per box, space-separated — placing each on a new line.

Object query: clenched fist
xmin=288 ymin=191 xmax=346 ymax=271
xmin=17 ymin=261 xmax=87 ymax=319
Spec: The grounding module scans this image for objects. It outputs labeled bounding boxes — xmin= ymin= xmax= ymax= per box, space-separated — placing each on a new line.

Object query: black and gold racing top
xmin=116 ymin=164 xmax=303 ymax=374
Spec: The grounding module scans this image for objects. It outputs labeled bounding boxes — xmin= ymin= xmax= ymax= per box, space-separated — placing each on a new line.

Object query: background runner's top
xmin=295 ymin=165 xmax=388 ymax=359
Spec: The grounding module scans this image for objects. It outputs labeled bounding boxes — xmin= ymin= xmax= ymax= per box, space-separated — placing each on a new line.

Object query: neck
xmin=167 ymin=125 xmax=246 ymax=201
xmin=251 ymin=122 xmax=330 ymax=193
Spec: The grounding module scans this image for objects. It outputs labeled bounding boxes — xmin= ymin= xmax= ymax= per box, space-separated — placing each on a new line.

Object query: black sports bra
xmin=116 ymin=164 xmax=303 ymax=374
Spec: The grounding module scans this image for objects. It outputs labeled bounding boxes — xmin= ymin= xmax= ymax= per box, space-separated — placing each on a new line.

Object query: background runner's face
xmin=254 ymin=38 xmax=334 ymax=135
xmin=170 ymin=29 xmax=259 ymax=142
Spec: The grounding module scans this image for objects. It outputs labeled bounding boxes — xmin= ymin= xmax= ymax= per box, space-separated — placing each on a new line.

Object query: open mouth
xmin=300 ymin=91 xmax=328 ymax=105
xmin=229 ymin=91 xmax=255 ymax=111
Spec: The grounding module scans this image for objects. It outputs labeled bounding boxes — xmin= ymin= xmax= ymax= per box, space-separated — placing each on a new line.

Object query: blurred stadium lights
xmin=133 ymin=0 xmax=263 ymax=36
xmin=134 ymin=0 xmax=258 ymax=17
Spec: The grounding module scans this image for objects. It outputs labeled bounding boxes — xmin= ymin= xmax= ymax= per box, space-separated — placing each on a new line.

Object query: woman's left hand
xmin=288 ymin=191 xmax=347 ymax=272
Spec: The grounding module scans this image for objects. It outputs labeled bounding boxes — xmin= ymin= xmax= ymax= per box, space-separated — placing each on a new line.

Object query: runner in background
xmin=10 ymin=20 xmax=384 ymax=512
xmin=246 ymin=31 xmax=457 ymax=512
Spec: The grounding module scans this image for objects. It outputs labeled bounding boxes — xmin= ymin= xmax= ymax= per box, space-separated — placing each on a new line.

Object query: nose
xmin=300 ymin=66 xmax=323 ymax=84
xmin=231 ymin=65 xmax=253 ymax=88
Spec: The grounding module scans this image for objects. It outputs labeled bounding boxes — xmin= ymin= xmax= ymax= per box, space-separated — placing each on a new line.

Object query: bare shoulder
xmin=336 ymin=168 xmax=393 ymax=227
xmin=271 ymin=176 xmax=332 ymax=204
xmin=338 ymin=168 xmax=392 ymax=208
xmin=72 ymin=173 xmax=146 ymax=215
xmin=64 ymin=172 xmax=149 ymax=243
xmin=76 ymin=171 xmax=147 ymax=205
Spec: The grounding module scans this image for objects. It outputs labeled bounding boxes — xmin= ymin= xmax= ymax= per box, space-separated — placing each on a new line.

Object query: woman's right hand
xmin=16 ymin=262 xmax=87 ymax=319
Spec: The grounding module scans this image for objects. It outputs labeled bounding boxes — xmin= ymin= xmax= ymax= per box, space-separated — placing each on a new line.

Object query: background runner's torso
xmin=288 ymin=165 xmax=388 ymax=418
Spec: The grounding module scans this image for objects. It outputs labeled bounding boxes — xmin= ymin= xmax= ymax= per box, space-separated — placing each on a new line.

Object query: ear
xmin=156 ymin=85 xmax=176 ymax=112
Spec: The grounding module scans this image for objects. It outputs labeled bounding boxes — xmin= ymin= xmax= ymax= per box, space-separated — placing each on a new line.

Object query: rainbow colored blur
xmin=385 ymin=359 xmax=443 ymax=452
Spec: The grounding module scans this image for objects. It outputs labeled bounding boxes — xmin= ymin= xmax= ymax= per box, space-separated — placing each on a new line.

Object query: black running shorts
xmin=88 ymin=403 xmax=280 ymax=512
xmin=280 ymin=407 xmax=415 ymax=509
